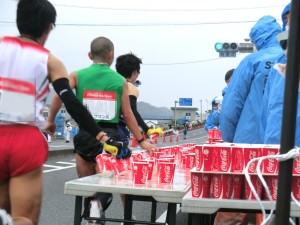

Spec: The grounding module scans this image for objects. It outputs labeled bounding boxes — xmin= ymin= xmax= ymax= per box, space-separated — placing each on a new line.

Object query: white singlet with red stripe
xmin=0 ymin=36 xmax=50 ymax=127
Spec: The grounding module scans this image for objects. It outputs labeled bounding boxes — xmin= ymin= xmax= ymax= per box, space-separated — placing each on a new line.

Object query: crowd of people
xmin=207 ymin=3 xmax=295 ymax=225
xmin=0 ymin=0 xmax=297 ymax=225
xmin=206 ymin=3 xmax=294 ymax=148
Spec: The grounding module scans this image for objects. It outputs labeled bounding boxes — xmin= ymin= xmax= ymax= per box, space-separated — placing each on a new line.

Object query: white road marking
xmin=43 ymin=164 xmax=64 ymax=169
xmin=48 ymin=145 xmax=71 ymax=148
xmin=43 ymin=161 xmax=76 ymax=173
xmin=43 ymin=165 xmax=76 ymax=173
xmin=56 ymin=162 xmax=76 ymax=165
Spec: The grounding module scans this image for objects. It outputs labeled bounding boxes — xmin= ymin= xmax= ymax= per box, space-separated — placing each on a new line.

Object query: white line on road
xmin=43 ymin=165 xmax=76 ymax=173
xmin=56 ymin=162 xmax=76 ymax=165
xmin=43 ymin=164 xmax=64 ymax=169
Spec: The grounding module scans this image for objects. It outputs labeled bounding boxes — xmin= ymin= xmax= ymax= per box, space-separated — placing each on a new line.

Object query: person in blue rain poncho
xmin=205 ymin=96 xmax=223 ymax=132
xmin=220 ymin=15 xmax=282 ymax=144
xmin=260 ymin=3 xmax=300 ymax=146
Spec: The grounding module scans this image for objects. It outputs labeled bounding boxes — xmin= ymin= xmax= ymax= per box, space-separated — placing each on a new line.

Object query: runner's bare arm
xmin=121 ymin=81 xmax=156 ymax=152
xmin=46 ymin=53 xmax=107 ymax=142
xmin=46 ymin=71 xmax=78 ymax=134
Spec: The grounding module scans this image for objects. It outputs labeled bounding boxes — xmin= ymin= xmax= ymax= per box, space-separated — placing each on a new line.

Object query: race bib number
xmin=83 ymin=90 xmax=116 ymax=120
xmin=0 ymin=77 xmax=35 ymax=122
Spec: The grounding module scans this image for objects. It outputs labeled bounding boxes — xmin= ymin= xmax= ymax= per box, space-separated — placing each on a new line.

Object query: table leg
xmin=124 ymin=195 xmax=133 ymax=225
xmin=151 ymin=201 xmax=157 ymax=222
xmin=74 ymin=196 xmax=82 ymax=225
xmin=188 ymin=213 xmax=207 ymax=225
xmin=166 ymin=203 xmax=177 ymax=225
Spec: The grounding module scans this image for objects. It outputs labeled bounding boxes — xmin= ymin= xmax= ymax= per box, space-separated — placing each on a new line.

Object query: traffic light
xmin=214 ymin=42 xmax=238 ymax=57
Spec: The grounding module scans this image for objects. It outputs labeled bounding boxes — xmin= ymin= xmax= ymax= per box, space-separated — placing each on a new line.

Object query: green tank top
xmin=76 ymin=64 xmax=124 ymax=123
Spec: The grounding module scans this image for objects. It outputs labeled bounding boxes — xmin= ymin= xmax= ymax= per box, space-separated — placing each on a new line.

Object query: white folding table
xmin=64 ymin=167 xmax=191 ymax=225
xmin=181 ymin=190 xmax=300 ymax=225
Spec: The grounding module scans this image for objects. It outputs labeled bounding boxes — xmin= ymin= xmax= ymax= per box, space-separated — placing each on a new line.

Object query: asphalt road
xmin=40 ymin=128 xmax=208 ymax=225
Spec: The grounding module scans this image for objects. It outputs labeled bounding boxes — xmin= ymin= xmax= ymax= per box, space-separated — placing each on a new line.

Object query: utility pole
xmin=200 ymin=100 xmax=202 ymax=121
xmin=174 ymin=100 xmax=178 ymax=128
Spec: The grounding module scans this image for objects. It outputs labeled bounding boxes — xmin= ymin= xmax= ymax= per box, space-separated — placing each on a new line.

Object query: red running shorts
xmin=0 ymin=124 xmax=48 ymax=180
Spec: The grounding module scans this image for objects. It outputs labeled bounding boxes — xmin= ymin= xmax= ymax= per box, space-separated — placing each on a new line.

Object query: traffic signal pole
xmin=275 ymin=1 xmax=300 ymax=224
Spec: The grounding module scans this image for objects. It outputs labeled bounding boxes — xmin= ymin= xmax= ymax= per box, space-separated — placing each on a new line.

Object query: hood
xmin=281 ymin=3 xmax=291 ymax=31
xmin=249 ymin=15 xmax=282 ymax=50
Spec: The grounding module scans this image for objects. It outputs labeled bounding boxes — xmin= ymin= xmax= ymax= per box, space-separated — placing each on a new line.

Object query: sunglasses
xmin=280 ymin=40 xmax=288 ymax=50
xmin=276 ymin=30 xmax=288 ymax=52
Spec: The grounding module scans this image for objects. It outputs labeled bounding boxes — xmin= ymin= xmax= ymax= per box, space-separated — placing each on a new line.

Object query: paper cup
xmin=191 ymin=172 xmax=211 ymax=198
xmin=263 ymin=176 xmax=278 ymax=200
xmin=209 ymin=174 xmax=233 ymax=199
xmin=202 ymin=144 xmax=216 ymax=172
xmin=131 ymin=152 xmax=144 ymax=162
xmin=96 ymin=153 xmax=114 ymax=177
xmin=208 ymin=129 xmax=222 ymax=140
xmin=292 ymin=176 xmax=300 ymax=200
xmin=132 ymin=162 xmax=148 ymax=185
xmin=158 ymin=162 xmax=176 ymax=184
xmin=213 ymin=145 xmax=231 ymax=172
xmin=243 ymin=145 xmax=261 ymax=174
xmin=194 ymin=145 xmax=203 ymax=171
xmin=140 ymin=160 xmax=155 ymax=180
xmin=243 ymin=175 xmax=263 ymax=200
xmin=293 ymin=156 xmax=300 ymax=175
xmin=231 ymin=146 xmax=244 ymax=173
xmin=231 ymin=175 xmax=244 ymax=199
xmin=261 ymin=146 xmax=279 ymax=174
xmin=185 ymin=153 xmax=196 ymax=169
xmin=110 ymin=158 xmax=130 ymax=176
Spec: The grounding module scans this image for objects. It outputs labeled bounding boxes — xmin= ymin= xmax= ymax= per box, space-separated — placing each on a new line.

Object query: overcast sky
xmin=0 ymin=0 xmax=290 ymax=110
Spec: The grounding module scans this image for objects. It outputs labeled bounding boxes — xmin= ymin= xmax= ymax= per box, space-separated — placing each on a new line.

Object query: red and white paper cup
xmin=194 ymin=145 xmax=203 ymax=171
xmin=132 ymin=162 xmax=149 ymax=185
xmin=191 ymin=172 xmax=211 ymax=198
xmin=293 ymin=156 xmax=300 ymax=175
xmin=263 ymin=175 xmax=278 ymax=200
xmin=212 ymin=145 xmax=231 ymax=172
xmin=140 ymin=159 xmax=155 ymax=180
xmin=292 ymin=176 xmax=300 ymax=200
xmin=208 ymin=129 xmax=222 ymax=140
xmin=110 ymin=158 xmax=130 ymax=176
xmin=131 ymin=152 xmax=144 ymax=162
xmin=158 ymin=162 xmax=176 ymax=184
xmin=243 ymin=145 xmax=261 ymax=174
xmin=209 ymin=174 xmax=233 ymax=199
xmin=201 ymin=144 xmax=216 ymax=172
xmin=231 ymin=175 xmax=244 ymax=199
xmin=261 ymin=146 xmax=279 ymax=174
xmin=231 ymin=146 xmax=244 ymax=173
xmin=185 ymin=153 xmax=196 ymax=169
xmin=96 ymin=153 xmax=114 ymax=177
xmin=243 ymin=175 xmax=263 ymax=200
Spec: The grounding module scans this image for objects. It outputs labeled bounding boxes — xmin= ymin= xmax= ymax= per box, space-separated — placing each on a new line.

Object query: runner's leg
xmin=0 ymin=180 xmax=10 ymax=212
xmin=9 ymin=167 xmax=43 ymax=225
xmin=75 ymin=153 xmax=96 ymax=177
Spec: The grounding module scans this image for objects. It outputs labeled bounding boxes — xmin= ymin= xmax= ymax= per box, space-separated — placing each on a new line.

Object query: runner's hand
xmin=116 ymin=147 xmax=132 ymax=159
xmin=103 ymin=137 xmax=123 ymax=157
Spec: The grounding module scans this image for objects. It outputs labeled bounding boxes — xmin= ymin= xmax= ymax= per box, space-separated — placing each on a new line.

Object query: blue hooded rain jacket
xmin=260 ymin=3 xmax=300 ymax=146
xmin=220 ymin=16 xmax=282 ymax=143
